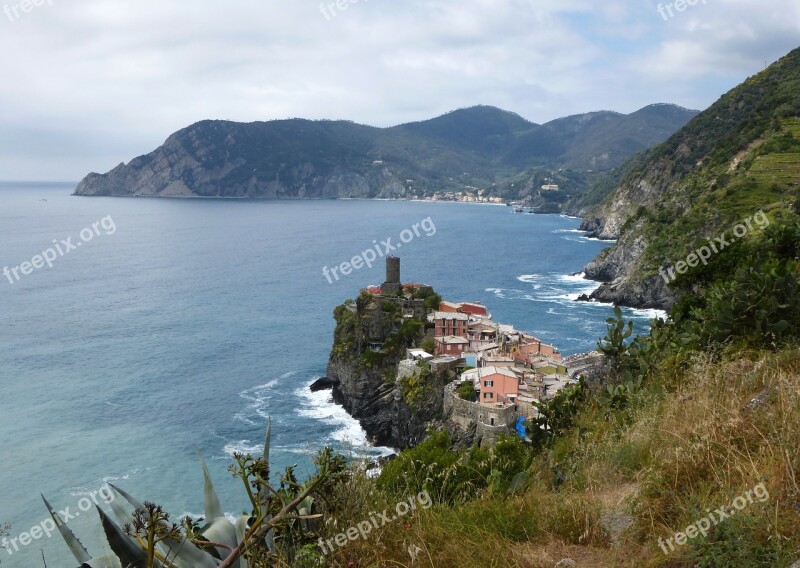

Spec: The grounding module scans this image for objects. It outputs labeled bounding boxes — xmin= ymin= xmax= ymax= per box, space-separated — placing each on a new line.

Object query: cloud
xmin=0 ymin=0 xmax=796 ymax=180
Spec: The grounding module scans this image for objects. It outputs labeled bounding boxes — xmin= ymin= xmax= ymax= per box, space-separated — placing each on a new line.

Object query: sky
xmin=0 ymin=0 xmax=798 ymax=181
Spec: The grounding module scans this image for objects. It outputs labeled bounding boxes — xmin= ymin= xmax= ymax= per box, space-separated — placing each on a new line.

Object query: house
xmin=429 ymin=355 xmax=464 ymax=372
xmin=438 ymin=301 xmax=462 ymax=313
xmin=462 ymin=351 xmax=479 ymax=368
xmin=459 ymin=302 xmax=488 ymax=316
xmin=434 ymin=312 xmax=469 ymax=338
xmin=478 ymin=366 xmax=520 ymax=406
xmin=407 ymin=348 xmax=434 ymax=362
xmin=436 ymin=335 xmax=470 ymax=356
xmin=482 ymin=355 xmax=517 ymax=368
xmin=468 ymin=321 xmax=498 ymax=346
xmin=437 ymin=300 xmax=489 ymax=317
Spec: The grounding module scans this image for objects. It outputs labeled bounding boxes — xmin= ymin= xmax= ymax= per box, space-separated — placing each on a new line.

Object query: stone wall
xmin=443 ymin=383 xmax=517 ymax=446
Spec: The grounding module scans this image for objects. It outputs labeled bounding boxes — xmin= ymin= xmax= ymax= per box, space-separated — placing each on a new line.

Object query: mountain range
xmin=73 ymin=104 xmax=697 ymax=199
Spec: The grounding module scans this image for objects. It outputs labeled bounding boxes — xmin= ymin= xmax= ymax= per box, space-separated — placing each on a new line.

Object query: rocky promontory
xmin=324 ymin=291 xmax=454 ymax=449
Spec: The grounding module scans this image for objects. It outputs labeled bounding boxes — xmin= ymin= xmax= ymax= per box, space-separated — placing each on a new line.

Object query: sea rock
xmin=309 ymin=376 xmax=337 ymax=392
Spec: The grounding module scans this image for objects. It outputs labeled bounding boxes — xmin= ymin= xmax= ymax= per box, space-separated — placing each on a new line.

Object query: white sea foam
xmin=627 ymin=307 xmax=668 ymax=320
xmin=294 ymin=380 xmax=395 ymax=456
xmin=223 ymin=440 xmax=263 ymax=457
xmin=234 ymin=375 xmax=290 ymax=425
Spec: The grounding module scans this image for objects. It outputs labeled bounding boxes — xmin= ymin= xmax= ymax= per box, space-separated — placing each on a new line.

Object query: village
xmin=363 ymin=257 xmax=603 ymax=443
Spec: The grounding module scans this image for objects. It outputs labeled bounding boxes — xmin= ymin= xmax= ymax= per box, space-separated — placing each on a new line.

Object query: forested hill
xmin=73 ymin=104 xmax=696 ymax=199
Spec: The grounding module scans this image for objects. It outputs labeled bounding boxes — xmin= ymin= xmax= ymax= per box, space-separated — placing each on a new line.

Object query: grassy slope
xmin=575 ymin=49 xmax=800 ymax=277
xmin=321 ymin=346 xmax=800 ymax=567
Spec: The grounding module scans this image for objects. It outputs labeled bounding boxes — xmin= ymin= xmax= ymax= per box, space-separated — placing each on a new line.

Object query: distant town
xmin=407 ymin=183 xmax=559 ymax=206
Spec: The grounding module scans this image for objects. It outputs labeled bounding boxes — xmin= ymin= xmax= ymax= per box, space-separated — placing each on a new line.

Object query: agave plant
xmin=42 ymin=419 xmax=332 ymax=568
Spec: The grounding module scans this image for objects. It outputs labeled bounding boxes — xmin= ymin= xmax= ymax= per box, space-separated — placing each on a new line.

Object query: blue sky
xmin=0 ymin=0 xmax=797 ymax=180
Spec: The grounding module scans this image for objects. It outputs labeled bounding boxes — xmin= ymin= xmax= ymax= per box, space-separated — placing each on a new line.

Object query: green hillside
xmin=74 ymin=105 xmax=697 ymax=200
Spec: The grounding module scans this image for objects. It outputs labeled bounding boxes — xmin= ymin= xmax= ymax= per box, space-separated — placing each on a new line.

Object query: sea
xmin=0 ymin=183 xmax=663 ymax=566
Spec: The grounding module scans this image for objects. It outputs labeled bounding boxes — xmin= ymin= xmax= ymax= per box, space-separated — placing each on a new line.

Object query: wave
xmin=294 ymin=380 xmax=396 ymax=456
xmin=67 ymin=468 xmax=145 ymax=496
xmin=222 ymin=440 xmax=264 ymax=457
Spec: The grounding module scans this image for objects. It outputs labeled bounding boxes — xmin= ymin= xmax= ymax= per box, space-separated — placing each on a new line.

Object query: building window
xmin=484 ymin=380 xmax=494 ymax=387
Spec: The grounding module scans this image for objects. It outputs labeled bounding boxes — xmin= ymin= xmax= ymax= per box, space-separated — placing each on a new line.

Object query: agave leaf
xmin=107 ymin=493 xmax=135 ymax=528
xmin=96 ymin=506 xmax=154 ymax=568
xmin=263 ymin=416 xmax=271 ymax=463
xmin=257 ymin=418 xmax=272 ymax=506
xmin=202 ymin=518 xmax=240 ymax=568
xmin=159 ymin=536 xmax=221 ymax=568
xmin=107 ymin=485 xmax=220 ymax=567
xmin=234 ymin=515 xmax=250 ymax=568
xmin=197 ymin=451 xmax=224 ymax=520
xmin=41 ymin=494 xmax=91 ymax=563
xmin=109 ymin=484 xmax=145 ymax=512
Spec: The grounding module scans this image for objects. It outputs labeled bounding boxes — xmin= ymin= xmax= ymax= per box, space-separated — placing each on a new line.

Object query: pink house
xmin=478 ymin=366 xmax=519 ymax=406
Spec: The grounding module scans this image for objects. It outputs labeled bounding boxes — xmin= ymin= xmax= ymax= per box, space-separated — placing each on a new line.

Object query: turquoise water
xmin=0 ymin=183 xmax=661 ymax=567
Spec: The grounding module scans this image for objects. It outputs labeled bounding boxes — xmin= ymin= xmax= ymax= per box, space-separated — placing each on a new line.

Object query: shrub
xmin=457 ymin=381 xmax=477 ymax=402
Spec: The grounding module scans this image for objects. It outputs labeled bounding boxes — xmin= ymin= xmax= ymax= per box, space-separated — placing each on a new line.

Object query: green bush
xmin=692 ymin=259 xmax=800 ymax=348
xmin=457 ymin=381 xmax=477 ymax=402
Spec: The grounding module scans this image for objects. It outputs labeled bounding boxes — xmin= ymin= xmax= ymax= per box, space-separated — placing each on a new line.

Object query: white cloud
xmin=0 ymin=0 xmax=796 ymax=180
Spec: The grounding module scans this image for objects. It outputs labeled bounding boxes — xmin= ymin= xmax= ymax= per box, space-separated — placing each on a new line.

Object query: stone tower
xmin=382 ymin=256 xmax=402 ymax=295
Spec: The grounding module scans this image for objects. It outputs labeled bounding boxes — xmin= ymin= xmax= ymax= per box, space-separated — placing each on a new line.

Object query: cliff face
xmin=580 ymin=190 xmax=678 ymax=310
xmin=325 ymin=295 xmax=453 ymax=449
xmin=328 ymin=358 xmax=450 ymax=448
xmin=74 ymin=120 xmax=408 ymax=199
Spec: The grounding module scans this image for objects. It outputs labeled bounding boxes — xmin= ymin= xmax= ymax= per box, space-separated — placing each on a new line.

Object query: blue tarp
xmin=515 ymin=416 xmax=528 ymax=438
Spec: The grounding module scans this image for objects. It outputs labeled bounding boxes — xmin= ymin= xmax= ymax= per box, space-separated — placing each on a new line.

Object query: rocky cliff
xmin=324 ymin=292 xmax=454 ymax=449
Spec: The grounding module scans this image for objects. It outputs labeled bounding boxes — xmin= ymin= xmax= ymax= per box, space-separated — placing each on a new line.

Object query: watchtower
xmin=382 ymin=256 xmax=402 ymax=295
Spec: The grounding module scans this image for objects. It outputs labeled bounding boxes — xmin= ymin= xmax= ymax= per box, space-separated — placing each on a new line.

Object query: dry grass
xmin=320 ymin=348 xmax=800 ymax=567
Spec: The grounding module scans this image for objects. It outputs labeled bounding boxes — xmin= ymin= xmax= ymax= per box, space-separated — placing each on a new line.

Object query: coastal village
xmin=363 ymin=257 xmax=603 ymax=444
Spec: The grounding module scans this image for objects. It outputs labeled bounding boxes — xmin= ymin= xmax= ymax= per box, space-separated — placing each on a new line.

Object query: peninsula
xmin=322 ymin=257 xmax=602 ymax=449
